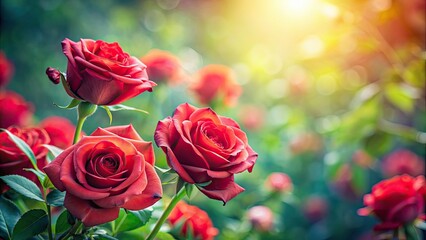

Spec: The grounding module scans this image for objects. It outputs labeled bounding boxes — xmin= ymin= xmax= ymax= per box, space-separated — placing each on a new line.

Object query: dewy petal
xmin=64 ymin=193 xmax=119 ymax=227
xmin=122 ymin=163 xmax=162 ymax=210
xmin=43 ymin=147 xmax=74 ymax=191
xmin=198 ymin=176 xmax=244 ymax=204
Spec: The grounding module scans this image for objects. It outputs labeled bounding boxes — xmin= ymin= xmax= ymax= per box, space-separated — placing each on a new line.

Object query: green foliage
xmin=112 ymin=208 xmax=153 ymax=234
xmin=46 ymin=190 xmax=65 ymax=207
xmin=0 ymin=197 xmax=21 ymax=240
xmin=12 ymin=209 xmax=48 ymax=240
xmin=0 ymin=175 xmax=44 ymax=202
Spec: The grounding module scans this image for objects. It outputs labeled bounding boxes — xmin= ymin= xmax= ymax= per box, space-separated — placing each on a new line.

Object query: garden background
xmin=1 ymin=0 xmax=425 ymax=239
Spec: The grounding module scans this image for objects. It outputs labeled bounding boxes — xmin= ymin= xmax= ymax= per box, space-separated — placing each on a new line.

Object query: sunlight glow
xmin=279 ymin=0 xmax=317 ymax=17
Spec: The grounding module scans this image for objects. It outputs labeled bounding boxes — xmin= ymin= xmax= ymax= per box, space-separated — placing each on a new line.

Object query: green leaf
xmin=154 ymin=232 xmax=176 ymax=240
xmin=55 ymin=210 xmax=72 ymax=234
xmin=23 ymin=168 xmax=46 ymax=185
xmin=415 ymin=220 xmax=426 ymax=230
xmin=196 ymin=181 xmax=212 ymax=187
xmin=155 ymin=166 xmax=175 ymax=175
xmin=176 ymin=178 xmax=185 ymax=194
xmin=42 ymin=144 xmax=63 ymax=158
xmin=363 ymin=131 xmax=393 ymax=157
xmin=12 ymin=209 xmax=48 ymax=240
xmin=46 ymin=190 xmax=65 ymax=207
xmin=385 ymin=82 xmax=415 ymax=113
xmin=107 ymin=104 xmax=149 ymax=115
xmin=0 ymin=175 xmax=44 ymax=202
xmin=113 ymin=208 xmax=153 ymax=233
xmin=54 ymin=98 xmax=81 ymax=109
xmin=94 ymin=234 xmax=119 ymax=240
xmin=0 ymin=197 xmax=21 ymax=240
xmin=102 ymin=106 xmax=113 ymax=125
xmin=185 ymin=183 xmax=194 ymax=199
xmin=0 ymin=129 xmax=38 ymax=170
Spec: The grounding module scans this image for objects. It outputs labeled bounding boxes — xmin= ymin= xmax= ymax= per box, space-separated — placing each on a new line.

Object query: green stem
xmin=46 ymin=204 xmax=53 ymax=240
xmin=146 ymin=186 xmax=186 ymax=240
xmin=73 ymin=116 xmax=86 ymax=144
xmin=60 ymin=220 xmax=83 ymax=240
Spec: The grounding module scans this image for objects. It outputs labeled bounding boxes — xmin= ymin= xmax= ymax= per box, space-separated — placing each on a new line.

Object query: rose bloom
xmin=39 ymin=116 xmax=80 ymax=149
xmin=381 ymin=149 xmax=425 ymax=177
xmin=0 ymin=91 xmax=33 ymax=128
xmin=303 ymin=196 xmax=328 ymax=222
xmin=0 ymin=127 xmax=50 ymax=192
xmin=265 ymin=172 xmax=292 ymax=193
xmin=155 ymin=103 xmax=257 ymax=203
xmin=247 ymin=206 xmax=274 ymax=232
xmin=168 ymin=201 xmax=218 ymax=240
xmin=0 ymin=51 xmax=14 ymax=88
xmin=289 ymin=132 xmax=322 ymax=155
xmin=141 ymin=49 xmax=183 ymax=85
xmin=189 ymin=64 xmax=242 ymax=107
xmin=61 ymin=38 xmax=156 ymax=105
xmin=358 ymin=175 xmax=425 ymax=231
xmin=44 ymin=125 xmax=162 ymax=227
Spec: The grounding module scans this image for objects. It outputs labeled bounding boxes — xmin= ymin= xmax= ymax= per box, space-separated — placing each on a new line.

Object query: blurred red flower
xmin=0 ymin=51 xmax=14 ymax=88
xmin=238 ymin=105 xmax=265 ymax=131
xmin=247 ymin=206 xmax=274 ymax=232
xmin=168 ymin=201 xmax=218 ymax=240
xmin=190 ymin=64 xmax=241 ymax=107
xmin=303 ymin=195 xmax=328 ymax=222
xmin=381 ymin=149 xmax=425 ymax=177
xmin=39 ymin=116 xmax=81 ymax=149
xmin=0 ymin=91 xmax=33 ymax=128
xmin=265 ymin=172 xmax=292 ymax=193
xmin=141 ymin=49 xmax=184 ymax=85
xmin=0 ymin=127 xmax=50 ymax=192
xmin=358 ymin=175 xmax=425 ymax=231
xmin=289 ymin=132 xmax=322 ymax=155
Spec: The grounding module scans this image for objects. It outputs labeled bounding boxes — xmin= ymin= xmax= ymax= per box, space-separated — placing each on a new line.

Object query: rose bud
xmin=303 ymin=196 xmax=328 ymax=222
xmin=61 ymin=38 xmax=156 ymax=105
xmin=155 ymin=103 xmax=258 ymax=204
xmin=265 ymin=172 xmax=293 ymax=193
xmin=247 ymin=206 xmax=274 ymax=232
xmin=381 ymin=149 xmax=425 ymax=177
xmin=141 ymin=49 xmax=184 ymax=85
xmin=189 ymin=64 xmax=242 ymax=107
xmin=45 ymin=67 xmax=61 ymax=84
xmin=0 ymin=51 xmax=14 ymax=88
xmin=39 ymin=116 xmax=82 ymax=149
xmin=44 ymin=125 xmax=162 ymax=227
xmin=358 ymin=175 xmax=425 ymax=231
xmin=0 ymin=127 xmax=50 ymax=193
xmin=0 ymin=91 xmax=33 ymax=128
xmin=168 ymin=201 xmax=218 ymax=240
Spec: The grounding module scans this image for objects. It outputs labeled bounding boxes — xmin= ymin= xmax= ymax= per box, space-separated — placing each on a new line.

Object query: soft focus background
xmin=1 ymin=0 xmax=425 ymax=239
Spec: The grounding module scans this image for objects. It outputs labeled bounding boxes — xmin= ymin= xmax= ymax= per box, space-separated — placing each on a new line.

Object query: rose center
xmin=101 ymin=157 xmax=118 ymax=172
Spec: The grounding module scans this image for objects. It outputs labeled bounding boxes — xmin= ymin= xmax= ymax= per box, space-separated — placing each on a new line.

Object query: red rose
xmin=303 ymin=196 xmax=329 ymax=222
xmin=189 ymin=65 xmax=242 ymax=107
xmin=168 ymin=201 xmax=218 ymax=240
xmin=381 ymin=149 xmax=425 ymax=177
xmin=0 ymin=127 xmax=50 ymax=192
xmin=265 ymin=172 xmax=292 ymax=193
xmin=247 ymin=206 xmax=274 ymax=232
xmin=141 ymin=49 xmax=183 ymax=85
xmin=358 ymin=175 xmax=425 ymax=230
xmin=43 ymin=125 xmax=162 ymax=227
xmin=39 ymin=116 xmax=80 ymax=149
xmin=0 ymin=91 xmax=33 ymax=128
xmin=0 ymin=51 xmax=14 ymax=88
xmin=155 ymin=103 xmax=257 ymax=203
xmin=61 ymin=38 xmax=156 ymax=105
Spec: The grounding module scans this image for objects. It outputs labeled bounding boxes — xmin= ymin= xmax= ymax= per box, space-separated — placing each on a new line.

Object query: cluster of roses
xmin=0 ymin=38 xmax=257 ymax=240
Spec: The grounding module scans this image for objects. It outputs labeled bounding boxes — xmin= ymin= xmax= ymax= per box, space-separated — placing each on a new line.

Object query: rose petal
xmin=64 ymin=193 xmax=119 ymax=227
xmin=43 ymin=147 xmax=74 ymax=191
xmin=122 ymin=163 xmax=162 ymax=210
xmin=198 ymin=176 xmax=244 ymax=204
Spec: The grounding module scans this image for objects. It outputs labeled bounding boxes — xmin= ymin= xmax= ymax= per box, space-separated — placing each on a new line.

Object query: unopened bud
xmin=46 ymin=67 xmax=61 ymax=84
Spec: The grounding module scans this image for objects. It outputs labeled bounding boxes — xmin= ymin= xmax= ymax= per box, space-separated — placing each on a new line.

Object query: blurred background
xmin=1 ymin=0 xmax=425 ymax=239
